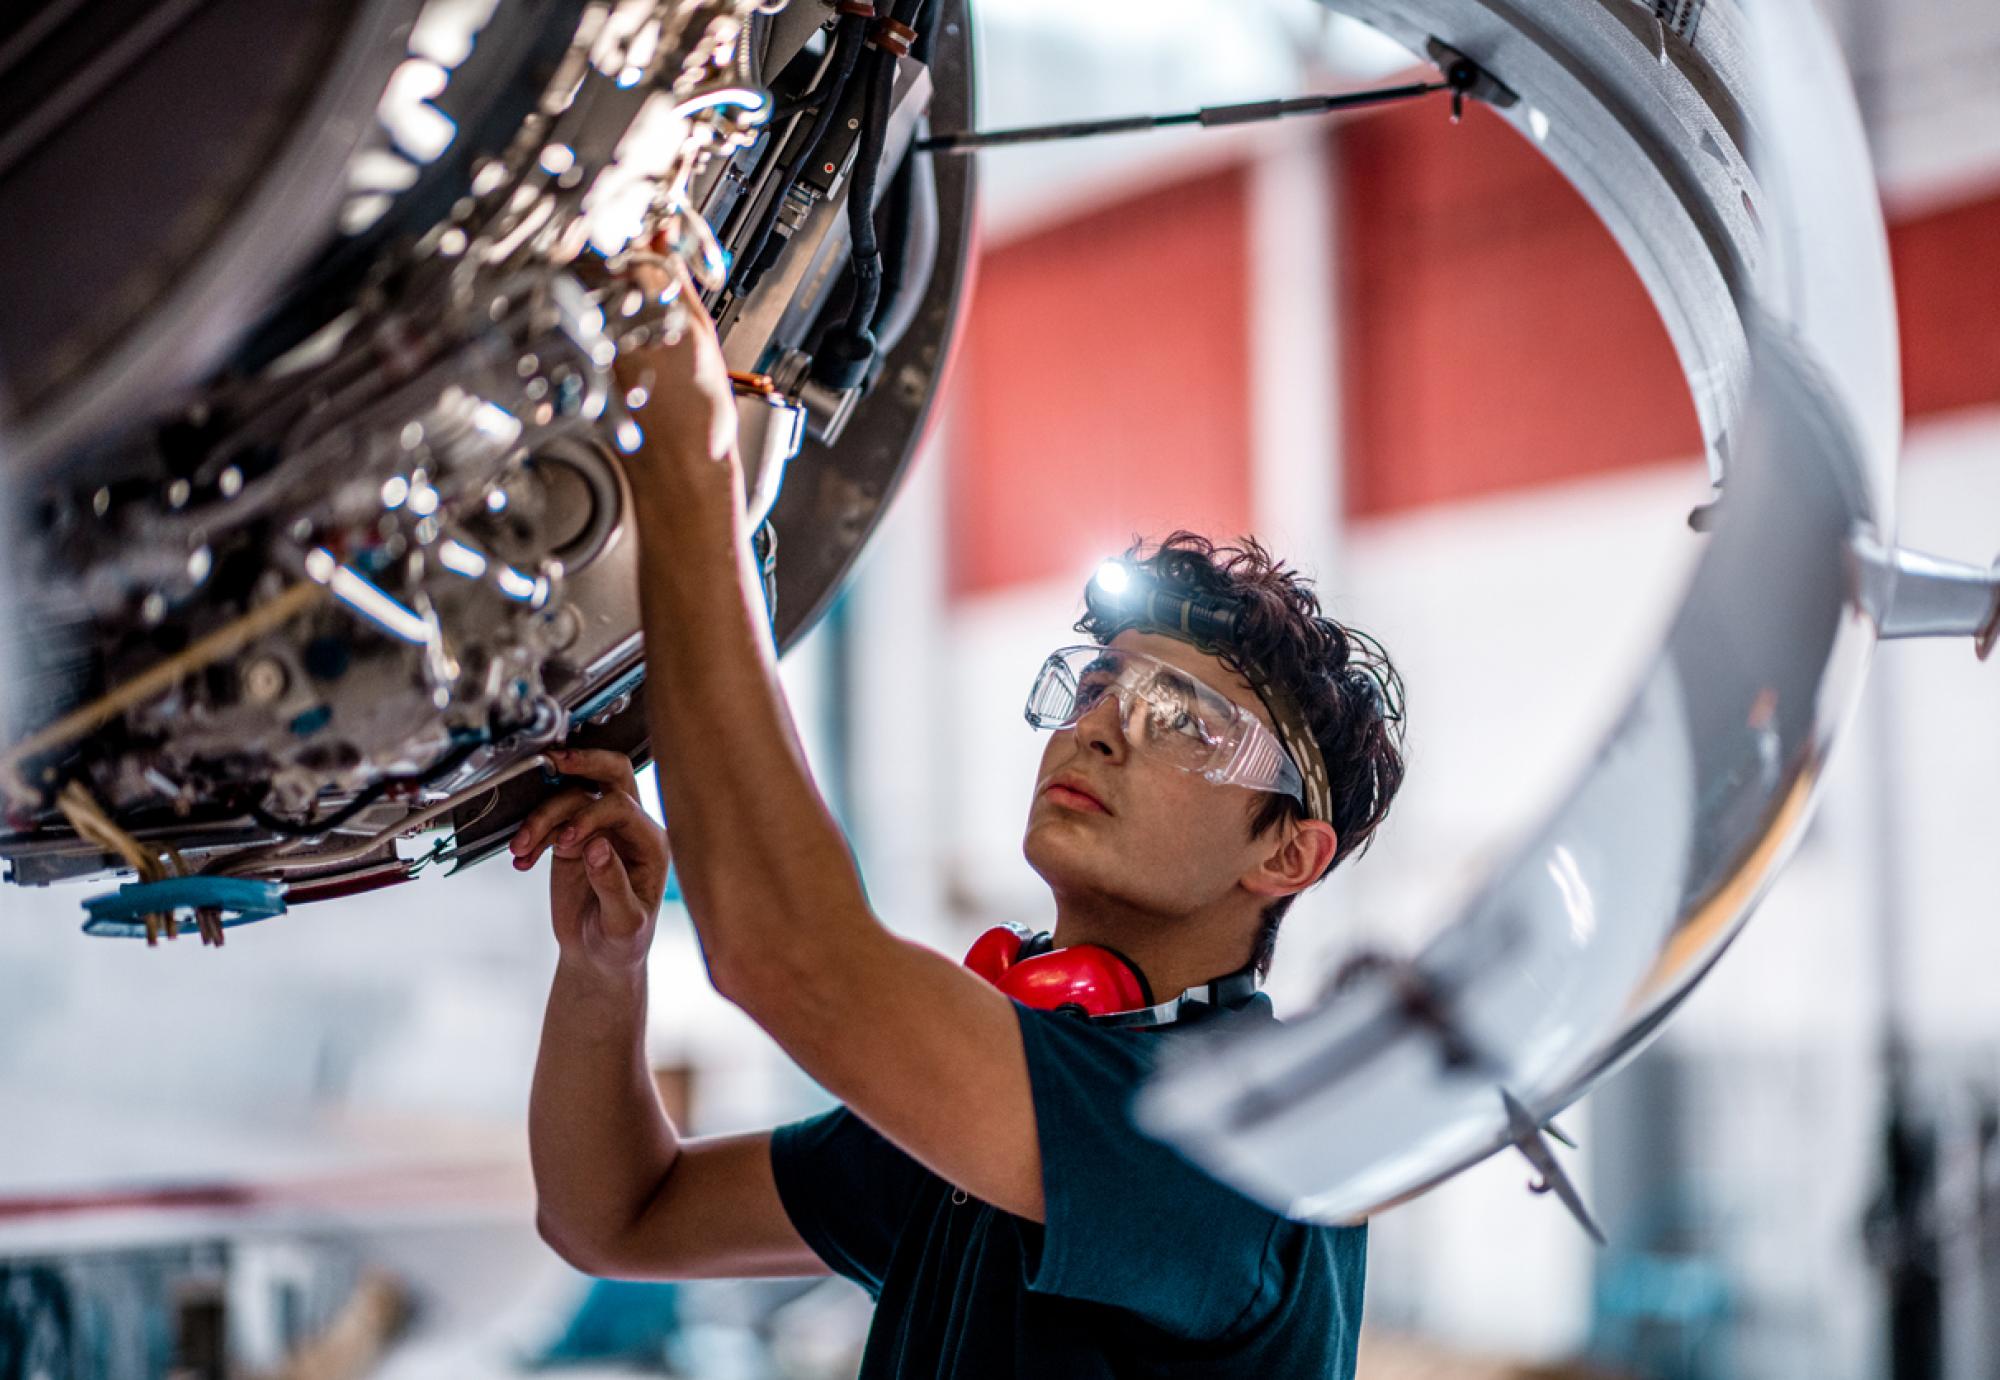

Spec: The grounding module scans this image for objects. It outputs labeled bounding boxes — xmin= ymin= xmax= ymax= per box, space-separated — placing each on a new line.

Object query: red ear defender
xmin=962 ymin=923 xmax=1036 ymax=985
xmin=962 ymin=926 xmax=1152 ymax=1017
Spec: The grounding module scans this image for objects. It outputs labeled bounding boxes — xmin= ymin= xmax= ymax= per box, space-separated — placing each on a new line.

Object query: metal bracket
xmin=1501 ymin=1088 xmax=1607 ymax=1245
xmin=1426 ymin=39 xmax=1520 ymax=123
xmin=1852 ymin=535 xmax=2000 ymax=660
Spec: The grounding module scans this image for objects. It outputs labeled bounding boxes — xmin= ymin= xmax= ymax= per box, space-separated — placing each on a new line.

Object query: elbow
xmin=536 ymin=1207 xmax=658 ymax=1280
xmin=705 ymin=934 xmax=836 ymax=1027
xmin=536 ymin=1207 xmax=617 ymax=1277
xmin=700 ymin=902 xmax=876 ymax=1018
xmin=535 ymin=1159 xmax=688 ymax=1280
xmin=702 ymin=931 xmax=770 ymax=1012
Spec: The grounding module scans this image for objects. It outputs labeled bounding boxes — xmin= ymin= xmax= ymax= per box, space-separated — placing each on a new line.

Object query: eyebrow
xmin=1114 ymin=639 xmax=1271 ymax=724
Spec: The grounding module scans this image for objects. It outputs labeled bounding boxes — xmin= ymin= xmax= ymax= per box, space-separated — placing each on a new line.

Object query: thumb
xmin=583 ymin=836 xmax=647 ymax=936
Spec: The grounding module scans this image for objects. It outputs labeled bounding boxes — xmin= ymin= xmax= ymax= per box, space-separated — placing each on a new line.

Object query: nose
xmin=1073 ymin=689 xmax=1131 ymax=763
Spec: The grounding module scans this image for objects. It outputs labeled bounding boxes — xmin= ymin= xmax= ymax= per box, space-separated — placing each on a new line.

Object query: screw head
xmin=243 ymin=658 xmax=289 ymax=704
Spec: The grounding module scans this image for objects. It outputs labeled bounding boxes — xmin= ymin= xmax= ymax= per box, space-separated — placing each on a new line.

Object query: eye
xmin=1144 ymin=675 xmax=1207 ymax=741
xmin=1074 ymin=667 xmax=1118 ymax=713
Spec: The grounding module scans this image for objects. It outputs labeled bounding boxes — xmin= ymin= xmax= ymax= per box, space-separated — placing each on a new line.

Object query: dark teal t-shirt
xmin=768 ymin=994 xmax=1367 ymax=1377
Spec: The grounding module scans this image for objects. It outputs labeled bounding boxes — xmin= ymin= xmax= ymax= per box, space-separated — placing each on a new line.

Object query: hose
xmin=730 ymin=7 xmax=871 ymax=296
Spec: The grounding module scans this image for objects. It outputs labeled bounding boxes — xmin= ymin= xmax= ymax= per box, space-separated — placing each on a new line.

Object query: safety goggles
xmin=1024 ymin=645 xmax=1305 ymax=804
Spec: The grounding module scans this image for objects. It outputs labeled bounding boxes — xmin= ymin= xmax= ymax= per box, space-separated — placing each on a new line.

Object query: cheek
xmin=1032 ymin=733 xmax=1070 ymax=786
xmin=1124 ymin=773 xmax=1215 ymax=845
xmin=1140 ymin=781 xmax=1255 ymax=859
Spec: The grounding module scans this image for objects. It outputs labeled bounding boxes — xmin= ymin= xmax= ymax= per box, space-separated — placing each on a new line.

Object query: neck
xmin=1048 ymin=889 xmax=1259 ymax=1003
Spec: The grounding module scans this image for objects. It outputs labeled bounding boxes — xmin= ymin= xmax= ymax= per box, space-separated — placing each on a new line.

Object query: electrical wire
xmin=53 ymin=779 xmax=184 ymax=943
xmin=0 ymin=580 xmax=328 ymax=808
xmin=217 ymin=752 xmax=553 ymax=878
xmin=834 ymin=32 xmax=899 ymax=338
xmin=816 ymin=0 xmax=929 ymax=380
xmin=242 ymin=735 xmax=486 ymax=839
xmin=729 ymin=5 xmax=871 ymax=295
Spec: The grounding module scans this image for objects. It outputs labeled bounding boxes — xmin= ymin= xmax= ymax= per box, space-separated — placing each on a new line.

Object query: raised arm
xmin=608 ymin=279 xmax=1048 ymax=1222
xmin=519 ymin=749 xmax=824 ymax=1279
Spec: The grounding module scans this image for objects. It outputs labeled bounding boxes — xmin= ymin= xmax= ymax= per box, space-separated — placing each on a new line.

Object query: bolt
xmin=545 ymin=604 xmax=583 ymax=652
xmin=243 ymin=657 xmax=289 ymax=704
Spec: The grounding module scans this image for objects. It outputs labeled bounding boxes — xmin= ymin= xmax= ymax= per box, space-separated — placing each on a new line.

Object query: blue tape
xmin=81 ymin=877 xmax=288 ymax=939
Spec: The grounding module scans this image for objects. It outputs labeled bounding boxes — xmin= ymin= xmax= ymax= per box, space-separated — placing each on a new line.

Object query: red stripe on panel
xmin=1892 ymin=190 xmax=2000 ymax=419
xmin=946 ymin=166 xmax=1254 ymax=598
xmin=1336 ymin=104 xmax=1703 ymax=519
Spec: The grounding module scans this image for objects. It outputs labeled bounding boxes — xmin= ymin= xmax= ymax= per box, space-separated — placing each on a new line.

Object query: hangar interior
xmin=1 ymin=0 xmax=1998 ymax=1376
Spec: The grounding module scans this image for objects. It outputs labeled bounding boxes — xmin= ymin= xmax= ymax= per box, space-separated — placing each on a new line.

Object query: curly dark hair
xmin=1074 ymin=531 xmax=1407 ymax=978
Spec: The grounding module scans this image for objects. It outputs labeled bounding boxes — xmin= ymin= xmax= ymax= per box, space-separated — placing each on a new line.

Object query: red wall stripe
xmin=1337 ymin=102 xmax=2000 ymax=520
xmin=1891 ymin=192 xmax=2000 ymax=419
xmin=946 ymin=165 xmax=1254 ymax=598
xmin=943 ymin=106 xmax=2000 ymax=600
xmin=1336 ymin=104 xmax=1703 ymax=519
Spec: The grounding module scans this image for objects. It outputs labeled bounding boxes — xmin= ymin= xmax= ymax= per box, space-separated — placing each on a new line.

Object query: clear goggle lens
xmin=1024 ymin=645 xmax=1304 ymax=803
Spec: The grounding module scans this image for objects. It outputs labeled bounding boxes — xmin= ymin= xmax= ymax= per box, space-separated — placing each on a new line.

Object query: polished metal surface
xmin=0 ymin=0 xmax=978 ymax=901
xmin=1140 ymin=0 xmax=1904 ymax=1222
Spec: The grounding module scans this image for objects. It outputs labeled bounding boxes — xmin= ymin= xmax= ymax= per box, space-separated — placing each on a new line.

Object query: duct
xmin=1140 ymin=0 xmax=1907 ymax=1225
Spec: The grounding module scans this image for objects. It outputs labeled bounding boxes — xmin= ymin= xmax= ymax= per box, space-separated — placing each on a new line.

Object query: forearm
xmin=631 ymin=486 xmax=876 ymax=986
xmin=529 ymin=957 xmax=681 ymax=1265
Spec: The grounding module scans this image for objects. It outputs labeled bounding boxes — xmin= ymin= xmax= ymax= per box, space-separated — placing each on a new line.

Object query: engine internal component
xmin=0 ymin=0 xmax=974 ymax=914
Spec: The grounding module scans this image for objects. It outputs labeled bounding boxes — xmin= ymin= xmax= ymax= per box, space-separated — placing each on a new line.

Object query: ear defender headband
xmin=1082 ymin=559 xmax=1337 ymax=824
xmin=963 ymin=923 xmax=1259 ymax=1029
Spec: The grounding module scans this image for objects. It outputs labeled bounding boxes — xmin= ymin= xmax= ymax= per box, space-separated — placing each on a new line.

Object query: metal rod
xmin=916 ymin=80 xmax=1449 ymax=156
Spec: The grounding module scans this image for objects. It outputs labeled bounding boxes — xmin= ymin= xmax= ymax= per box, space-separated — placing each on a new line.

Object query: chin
xmin=1023 ymin=817 xmax=1124 ymax=897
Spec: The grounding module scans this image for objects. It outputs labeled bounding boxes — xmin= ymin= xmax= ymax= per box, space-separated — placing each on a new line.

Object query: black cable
xmin=731 ymin=9 xmax=871 ymax=294
xmin=839 ymin=47 xmax=897 ymax=332
xmin=918 ymin=78 xmax=1449 ymax=155
xmin=249 ymin=785 xmax=389 ymax=839
xmin=770 ymin=20 xmax=858 ymax=123
xmin=818 ymin=0 xmax=928 ymax=385
xmin=245 ymin=735 xmax=484 ymax=838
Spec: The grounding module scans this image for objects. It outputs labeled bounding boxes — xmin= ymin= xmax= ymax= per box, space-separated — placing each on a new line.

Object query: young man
xmin=519 ymin=279 xmax=1408 ymax=1377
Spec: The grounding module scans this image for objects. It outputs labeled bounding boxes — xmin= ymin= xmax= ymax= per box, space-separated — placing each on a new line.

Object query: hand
xmin=612 ymin=262 xmax=741 ymax=513
xmin=509 ymin=748 xmax=670 ymax=976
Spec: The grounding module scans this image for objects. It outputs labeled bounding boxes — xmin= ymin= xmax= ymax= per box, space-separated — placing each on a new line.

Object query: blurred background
xmin=3 ymin=0 xmax=1998 ymax=1376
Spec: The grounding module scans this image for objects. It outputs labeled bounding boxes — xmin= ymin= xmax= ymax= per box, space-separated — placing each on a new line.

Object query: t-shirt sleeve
xmin=1017 ymin=1003 xmax=1287 ymax=1341
xmin=769 ymin=1105 xmax=931 ymax=1297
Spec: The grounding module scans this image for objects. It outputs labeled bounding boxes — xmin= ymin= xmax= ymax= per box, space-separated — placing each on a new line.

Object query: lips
xmin=1043 ymin=774 xmax=1111 ymax=815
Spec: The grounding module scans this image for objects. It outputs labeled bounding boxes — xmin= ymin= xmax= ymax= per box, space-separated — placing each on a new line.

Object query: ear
xmin=1241 ymin=819 xmax=1339 ymax=900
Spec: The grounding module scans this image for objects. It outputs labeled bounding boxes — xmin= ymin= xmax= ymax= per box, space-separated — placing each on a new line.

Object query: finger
xmin=508 ymin=788 xmax=599 ymax=868
xmin=547 ymin=794 xmax=663 ymax=862
xmin=627 ymin=259 xmax=672 ymax=300
xmin=547 ymin=747 xmax=642 ymax=805
xmin=670 ymin=257 xmax=717 ymax=332
xmin=611 ymin=341 xmax=690 ymax=421
xmin=583 ymin=836 xmax=648 ymax=937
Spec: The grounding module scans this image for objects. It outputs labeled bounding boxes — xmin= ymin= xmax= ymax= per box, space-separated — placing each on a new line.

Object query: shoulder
xmin=1011 ymin=993 xmax=1280 ymax=1133
xmin=1016 ymin=991 xmax=1278 ymax=1058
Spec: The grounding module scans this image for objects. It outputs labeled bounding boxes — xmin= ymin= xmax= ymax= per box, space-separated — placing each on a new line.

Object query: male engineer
xmin=518 ymin=276 xmax=1409 ymax=1377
